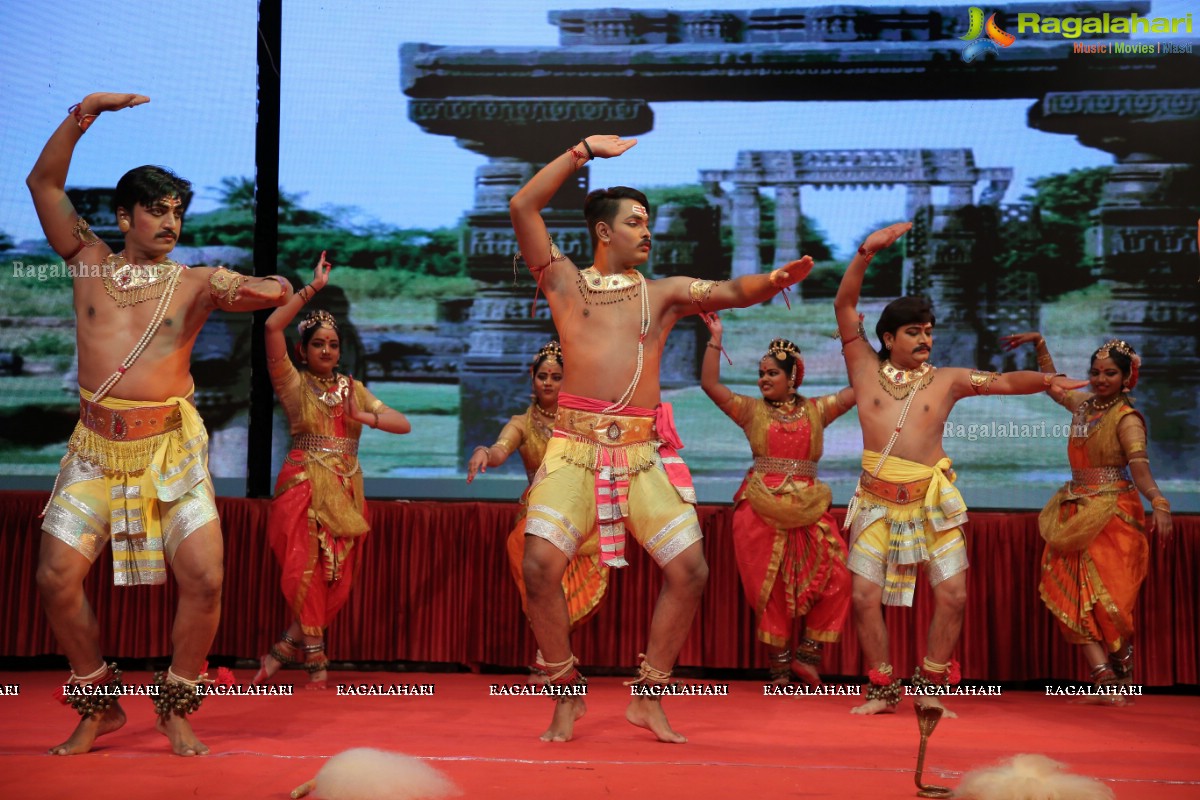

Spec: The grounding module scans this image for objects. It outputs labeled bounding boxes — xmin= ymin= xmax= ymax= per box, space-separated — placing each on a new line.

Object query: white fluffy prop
xmin=956 ymin=754 xmax=1115 ymax=800
xmin=301 ymin=748 xmax=460 ymax=800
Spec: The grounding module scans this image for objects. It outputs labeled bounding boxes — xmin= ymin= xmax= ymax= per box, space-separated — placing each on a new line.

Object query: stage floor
xmin=2 ymin=671 xmax=1198 ymax=800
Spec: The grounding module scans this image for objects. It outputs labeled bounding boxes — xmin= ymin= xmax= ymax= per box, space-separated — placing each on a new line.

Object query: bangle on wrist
xmin=473 ymin=445 xmax=490 ymax=455
xmin=857 ymin=245 xmax=875 ymax=260
xmin=706 ymin=341 xmax=722 ymax=351
xmin=1042 ymin=372 xmax=1065 ymax=388
xmin=371 ymin=411 xmax=380 ymax=429
xmin=269 ymin=275 xmax=291 ymax=300
xmin=69 ymin=102 xmax=98 ymax=133
xmin=580 ymin=138 xmax=594 ymax=159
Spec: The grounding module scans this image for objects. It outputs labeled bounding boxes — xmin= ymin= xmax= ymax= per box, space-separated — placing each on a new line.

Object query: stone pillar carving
xmin=730 ymin=183 xmax=761 ymax=279
xmin=904 ymin=184 xmax=932 ymax=294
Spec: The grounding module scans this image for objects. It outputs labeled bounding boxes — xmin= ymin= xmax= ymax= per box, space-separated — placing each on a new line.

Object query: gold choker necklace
xmin=879 ymin=360 xmax=935 ymax=400
xmin=103 ymin=253 xmax=183 ymax=307
xmin=577 ymin=267 xmax=641 ymax=307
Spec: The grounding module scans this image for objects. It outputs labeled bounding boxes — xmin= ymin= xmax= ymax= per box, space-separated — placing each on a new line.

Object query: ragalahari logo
xmin=960 ymin=8 xmax=1016 ymax=62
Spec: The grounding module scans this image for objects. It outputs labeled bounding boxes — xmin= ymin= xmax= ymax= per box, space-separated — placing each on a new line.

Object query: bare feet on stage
xmin=48 ymin=702 xmax=126 ymax=755
xmin=540 ymin=697 xmax=586 ymax=742
xmin=849 ymin=698 xmax=897 ymax=716
xmin=915 ymin=695 xmax=958 ymax=719
xmin=156 ymin=713 xmax=210 ymax=757
xmin=626 ymin=697 xmax=687 ymax=744
xmin=791 ymin=660 xmax=822 ymax=688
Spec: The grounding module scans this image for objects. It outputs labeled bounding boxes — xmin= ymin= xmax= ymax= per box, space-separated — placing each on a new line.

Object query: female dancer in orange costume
xmin=1004 ymin=333 xmax=1173 ymax=697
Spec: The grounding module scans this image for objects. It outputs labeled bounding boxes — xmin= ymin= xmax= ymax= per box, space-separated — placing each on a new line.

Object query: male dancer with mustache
xmin=28 ymin=92 xmax=294 ymax=756
xmin=834 ymin=223 xmax=1083 ymax=716
xmin=510 ymin=134 xmax=812 ymax=743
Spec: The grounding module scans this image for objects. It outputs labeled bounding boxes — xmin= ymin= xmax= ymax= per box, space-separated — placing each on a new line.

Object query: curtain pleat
xmin=1 ymin=490 xmax=1194 ymax=684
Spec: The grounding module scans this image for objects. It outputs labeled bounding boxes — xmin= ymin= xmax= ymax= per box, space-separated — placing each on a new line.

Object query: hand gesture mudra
xmin=581 ymin=135 xmax=637 ymax=159
xmin=1000 ymin=332 xmax=1043 ymax=352
xmin=81 ymin=92 xmax=150 ymax=115
xmin=861 ymin=222 xmax=913 ymax=257
xmin=311 ymin=251 xmax=332 ymax=291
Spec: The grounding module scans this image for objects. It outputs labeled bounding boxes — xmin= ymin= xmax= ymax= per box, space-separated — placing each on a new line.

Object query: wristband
xmin=580 ymin=138 xmax=594 ymax=159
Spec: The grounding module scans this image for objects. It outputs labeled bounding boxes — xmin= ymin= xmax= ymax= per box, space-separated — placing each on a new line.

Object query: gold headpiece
xmin=1094 ymin=339 xmax=1141 ymax=389
xmin=1095 ymin=339 xmax=1138 ymax=363
xmin=531 ymin=340 xmax=564 ymax=370
xmin=298 ymin=309 xmax=338 ymax=336
xmin=763 ymin=338 xmax=801 ymax=363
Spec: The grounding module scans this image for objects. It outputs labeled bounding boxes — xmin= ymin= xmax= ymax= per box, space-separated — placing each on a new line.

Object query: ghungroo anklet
xmin=63 ymin=662 xmax=123 ymax=718
xmin=542 ymin=654 xmax=586 ymax=701
xmin=769 ymin=650 xmax=792 ymax=682
xmin=153 ymin=667 xmax=205 ymax=720
xmin=625 ymin=653 xmax=672 ymax=700
xmin=794 ymin=638 xmax=824 ymax=666
xmin=866 ymin=663 xmax=902 ymax=707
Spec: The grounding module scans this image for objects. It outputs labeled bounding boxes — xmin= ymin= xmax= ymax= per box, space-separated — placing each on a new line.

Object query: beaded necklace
xmin=601 ymin=271 xmax=651 ymax=414
xmin=91 ymin=263 xmax=183 ymax=402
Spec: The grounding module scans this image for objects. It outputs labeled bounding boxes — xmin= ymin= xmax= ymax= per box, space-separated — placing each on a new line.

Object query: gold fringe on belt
xmin=67 ymin=424 xmax=179 ymax=475
xmin=559 ymin=435 xmax=660 ymax=478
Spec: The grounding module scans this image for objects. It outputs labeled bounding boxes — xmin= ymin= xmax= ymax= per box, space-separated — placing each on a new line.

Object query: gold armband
xmin=969 ymin=370 xmax=1000 ymax=395
xmin=689 ymin=279 xmax=717 ymax=310
xmin=209 ymin=267 xmax=245 ymax=310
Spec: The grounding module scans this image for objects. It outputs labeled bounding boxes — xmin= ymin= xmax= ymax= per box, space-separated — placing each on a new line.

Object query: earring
xmin=118 ymin=218 xmax=130 ymax=232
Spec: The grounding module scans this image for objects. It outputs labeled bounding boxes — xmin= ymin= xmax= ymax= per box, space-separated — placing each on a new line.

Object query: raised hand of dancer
xmin=859 ymin=222 xmax=913 ymax=259
xmin=581 ymin=135 xmax=637 ymax=159
xmin=1000 ymin=331 xmax=1043 ymax=351
xmin=310 ymin=250 xmax=332 ymax=291
xmin=78 ymin=92 xmax=150 ymax=115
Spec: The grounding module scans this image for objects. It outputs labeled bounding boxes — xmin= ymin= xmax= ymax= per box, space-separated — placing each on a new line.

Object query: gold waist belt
xmin=859 ymin=471 xmax=932 ymax=505
xmin=80 ymin=398 xmax=181 ymax=441
xmin=292 ymin=433 xmax=359 ymax=457
xmin=1070 ymin=466 xmax=1131 ymax=487
xmin=753 ymin=457 xmax=817 ymax=479
xmin=555 ymin=408 xmax=657 ymax=446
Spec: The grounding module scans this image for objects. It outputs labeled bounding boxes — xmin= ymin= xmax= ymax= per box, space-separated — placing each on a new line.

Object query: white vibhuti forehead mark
xmin=630 ymin=204 xmax=648 ymax=219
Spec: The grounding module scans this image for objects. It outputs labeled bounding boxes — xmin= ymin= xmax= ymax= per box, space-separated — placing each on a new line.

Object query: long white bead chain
xmin=602 ymin=271 xmax=650 ymax=414
xmin=92 ymin=265 xmax=182 ymax=402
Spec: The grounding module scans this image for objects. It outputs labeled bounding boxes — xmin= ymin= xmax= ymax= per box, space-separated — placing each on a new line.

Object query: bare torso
xmin=73 ymin=246 xmax=216 ymax=401
xmin=546 ymin=269 xmax=683 ymax=409
xmin=853 ymin=364 xmax=974 ymax=465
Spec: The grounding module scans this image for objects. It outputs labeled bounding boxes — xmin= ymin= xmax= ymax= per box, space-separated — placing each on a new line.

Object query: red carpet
xmin=3 ymin=671 xmax=1198 ymax=799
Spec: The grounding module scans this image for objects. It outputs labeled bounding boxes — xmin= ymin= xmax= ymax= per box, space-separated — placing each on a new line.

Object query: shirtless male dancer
xmin=30 ymin=92 xmax=294 ymax=755
xmin=510 ymin=134 xmax=812 ymax=742
xmin=834 ymin=222 xmax=1083 ymax=716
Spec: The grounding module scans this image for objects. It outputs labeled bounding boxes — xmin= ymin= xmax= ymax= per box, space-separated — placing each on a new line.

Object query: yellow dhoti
xmin=41 ymin=388 xmax=217 ymax=586
xmin=845 ymin=451 xmax=968 ymax=607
